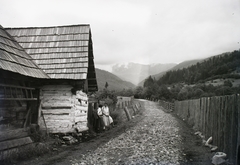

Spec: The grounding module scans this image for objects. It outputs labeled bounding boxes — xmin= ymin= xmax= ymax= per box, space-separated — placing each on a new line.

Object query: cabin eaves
xmin=6 ymin=24 xmax=98 ymax=91
xmin=0 ymin=25 xmax=49 ymax=79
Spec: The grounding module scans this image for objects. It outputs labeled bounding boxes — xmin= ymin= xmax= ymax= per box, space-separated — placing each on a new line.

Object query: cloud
xmin=1 ymin=0 xmax=240 ymax=72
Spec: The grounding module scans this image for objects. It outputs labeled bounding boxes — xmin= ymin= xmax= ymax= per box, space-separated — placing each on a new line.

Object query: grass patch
xmin=111 ymin=109 xmax=124 ymax=125
xmin=0 ymin=141 xmax=51 ymax=165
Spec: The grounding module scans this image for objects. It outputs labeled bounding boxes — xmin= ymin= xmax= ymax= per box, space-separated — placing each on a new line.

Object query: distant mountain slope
xmin=96 ymin=68 xmax=136 ymax=91
xmin=157 ymin=50 xmax=240 ymax=85
xmin=112 ymin=63 xmax=176 ymax=85
xmin=153 ymin=59 xmax=203 ymax=80
xmin=138 ymin=59 xmax=203 ymax=86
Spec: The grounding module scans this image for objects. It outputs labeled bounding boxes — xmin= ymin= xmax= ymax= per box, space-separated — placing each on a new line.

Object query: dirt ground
xmin=171 ymin=113 xmax=214 ymax=165
xmin=12 ymin=100 xmax=213 ymax=165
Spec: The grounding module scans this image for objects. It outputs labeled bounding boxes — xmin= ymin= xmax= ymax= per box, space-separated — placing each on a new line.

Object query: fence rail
xmin=159 ymin=94 xmax=239 ymax=164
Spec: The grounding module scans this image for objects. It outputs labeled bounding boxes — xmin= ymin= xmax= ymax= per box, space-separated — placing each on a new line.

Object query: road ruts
xmin=72 ymin=100 xmax=185 ymax=165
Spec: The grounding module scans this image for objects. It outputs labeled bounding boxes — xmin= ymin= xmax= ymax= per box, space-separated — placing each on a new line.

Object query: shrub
xmin=110 ymin=110 xmax=124 ymax=125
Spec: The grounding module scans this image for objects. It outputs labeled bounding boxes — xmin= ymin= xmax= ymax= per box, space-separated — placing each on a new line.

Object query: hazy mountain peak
xmin=112 ymin=62 xmax=177 ymax=85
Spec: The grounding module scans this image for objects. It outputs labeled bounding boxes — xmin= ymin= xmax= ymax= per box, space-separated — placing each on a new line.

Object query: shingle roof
xmin=0 ymin=25 xmax=49 ymax=79
xmin=6 ymin=24 xmax=94 ymax=80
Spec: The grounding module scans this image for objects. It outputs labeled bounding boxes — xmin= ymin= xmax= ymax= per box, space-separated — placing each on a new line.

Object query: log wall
xmin=40 ymin=85 xmax=88 ymax=133
xmin=0 ymin=100 xmax=34 ymax=160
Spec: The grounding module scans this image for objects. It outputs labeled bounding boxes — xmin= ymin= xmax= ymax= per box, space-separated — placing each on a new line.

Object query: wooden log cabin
xmin=0 ymin=25 xmax=50 ymax=158
xmin=6 ymin=24 xmax=98 ymax=134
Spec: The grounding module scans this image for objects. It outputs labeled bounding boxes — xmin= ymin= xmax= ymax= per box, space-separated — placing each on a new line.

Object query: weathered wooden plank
xmin=74 ymin=126 xmax=88 ymax=132
xmin=41 ymin=85 xmax=72 ymax=91
xmin=227 ymin=95 xmax=235 ymax=161
xmin=42 ymin=102 xmax=72 ymax=109
xmin=0 ymin=98 xmax=37 ymax=101
xmin=42 ymin=92 xmax=72 ymax=96
xmin=123 ymin=107 xmax=132 ymax=121
xmin=0 ymin=128 xmax=29 ymax=142
xmin=42 ymin=96 xmax=72 ymax=101
xmin=227 ymin=96 xmax=232 ymax=158
xmin=75 ymin=105 xmax=88 ymax=111
xmin=45 ymin=119 xmax=72 ymax=123
xmin=75 ymin=121 xmax=87 ymax=125
xmin=0 ymin=107 xmax=27 ymax=112
xmin=42 ymin=89 xmax=71 ymax=94
xmin=231 ymin=94 xmax=238 ymax=162
xmin=75 ymin=116 xmax=87 ymax=123
xmin=44 ymin=115 xmax=73 ymax=121
xmin=47 ymin=127 xmax=75 ymax=133
xmin=223 ymin=96 xmax=230 ymax=154
xmin=212 ymin=97 xmax=217 ymax=146
xmin=188 ymin=100 xmax=194 ymax=127
xmin=237 ymin=94 xmax=240 ymax=162
xmin=23 ymin=106 xmax=31 ymax=128
xmin=206 ymin=97 xmax=211 ymax=138
xmin=0 ymin=137 xmax=32 ymax=151
xmin=42 ymin=109 xmax=72 ymax=115
xmin=74 ymin=110 xmax=88 ymax=117
xmin=202 ymin=97 xmax=206 ymax=135
xmin=219 ymin=96 xmax=224 ymax=150
xmin=46 ymin=122 xmax=71 ymax=128
xmin=76 ymin=95 xmax=88 ymax=101
xmin=0 ymin=143 xmax=35 ymax=160
xmin=215 ymin=97 xmax=220 ymax=148
xmin=209 ymin=97 xmax=213 ymax=138
xmin=43 ymin=99 xmax=71 ymax=103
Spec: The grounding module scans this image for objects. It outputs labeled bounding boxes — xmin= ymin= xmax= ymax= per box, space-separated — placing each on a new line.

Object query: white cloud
xmin=1 ymin=0 xmax=240 ymax=72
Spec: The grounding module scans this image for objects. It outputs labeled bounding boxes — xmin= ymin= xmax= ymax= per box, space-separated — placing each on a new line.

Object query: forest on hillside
xmin=109 ymin=49 xmax=240 ymax=102
xmin=157 ymin=50 xmax=240 ymax=85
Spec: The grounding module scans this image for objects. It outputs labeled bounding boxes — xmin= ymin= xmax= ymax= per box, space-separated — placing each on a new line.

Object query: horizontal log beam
xmin=0 ymin=137 xmax=32 ymax=151
xmin=0 ymin=84 xmax=35 ymax=90
xmin=0 ymin=128 xmax=30 ymax=142
xmin=0 ymin=98 xmax=37 ymax=101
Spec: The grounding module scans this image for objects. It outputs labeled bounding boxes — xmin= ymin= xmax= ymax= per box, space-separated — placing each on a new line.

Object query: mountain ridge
xmin=138 ymin=59 xmax=204 ymax=86
xmin=112 ymin=62 xmax=177 ymax=85
xmin=95 ymin=68 xmax=136 ymax=91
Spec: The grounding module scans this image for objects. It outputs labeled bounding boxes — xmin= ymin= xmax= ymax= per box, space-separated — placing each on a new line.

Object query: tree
xmin=223 ymin=80 xmax=233 ymax=87
xmin=215 ymin=86 xmax=233 ymax=96
xmin=193 ymin=88 xmax=204 ymax=98
xmin=105 ymin=82 xmax=109 ymax=89
xmin=133 ymin=86 xmax=144 ymax=98
xmin=158 ymin=85 xmax=171 ymax=100
xmin=144 ymin=76 xmax=154 ymax=87
xmin=95 ymin=88 xmax=117 ymax=104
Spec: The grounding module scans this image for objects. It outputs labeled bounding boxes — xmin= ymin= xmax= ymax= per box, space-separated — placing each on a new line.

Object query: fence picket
xmin=158 ymin=94 xmax=239 ymax=164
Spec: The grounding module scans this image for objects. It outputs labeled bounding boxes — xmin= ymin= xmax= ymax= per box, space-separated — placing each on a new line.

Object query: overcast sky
xmin=1 ymin=0 xmax=240 ymax=72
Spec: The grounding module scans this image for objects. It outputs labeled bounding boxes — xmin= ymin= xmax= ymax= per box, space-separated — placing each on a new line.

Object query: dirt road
xmin=17 ymin=100 xmax=212 ymax=165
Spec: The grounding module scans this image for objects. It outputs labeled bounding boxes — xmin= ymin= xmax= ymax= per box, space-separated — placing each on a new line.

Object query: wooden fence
xmin=115 ymin=97 xmax=142 ymax=121
xmin=158 ymin=100 xmax=174 ymax=112
xmin=158 ymin=94 xmax=239 ymax=164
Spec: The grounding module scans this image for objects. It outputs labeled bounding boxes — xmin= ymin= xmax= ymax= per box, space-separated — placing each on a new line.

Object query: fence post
xmin=135 ymin=104 xmax=139 ymax=111
xmin=236 ymin=94 xmax=240 ymax=164
xmin=132 ymin=105 xmax=136 ymax=115
xmin=123 ymin=107 xmax=132 ymax=121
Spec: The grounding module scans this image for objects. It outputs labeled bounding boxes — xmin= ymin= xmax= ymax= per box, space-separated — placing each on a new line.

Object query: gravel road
xmin=16 ymin=100 xmax=212 ymax=165
xmin=70 ymin=100 xmax=186 ymax=165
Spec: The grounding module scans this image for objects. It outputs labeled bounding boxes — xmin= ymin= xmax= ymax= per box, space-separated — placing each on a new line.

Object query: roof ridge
xmin=5 ymin=24 xmax=90 ymax=30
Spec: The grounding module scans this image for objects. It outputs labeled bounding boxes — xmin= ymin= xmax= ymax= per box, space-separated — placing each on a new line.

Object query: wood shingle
xmin=0 ymin=25 xmax=49 ymax=79
xmin=6 ymin=24 xmax=97 ymax=90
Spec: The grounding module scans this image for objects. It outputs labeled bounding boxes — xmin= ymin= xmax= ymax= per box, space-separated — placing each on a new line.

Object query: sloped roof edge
xmin=0 ymin=25 xmax=50 ymax=79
